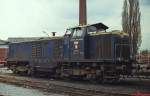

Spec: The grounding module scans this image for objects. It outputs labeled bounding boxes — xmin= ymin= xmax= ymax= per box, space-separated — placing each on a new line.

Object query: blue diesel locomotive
xmin=6 ymin=23 xmax=132 ymax=82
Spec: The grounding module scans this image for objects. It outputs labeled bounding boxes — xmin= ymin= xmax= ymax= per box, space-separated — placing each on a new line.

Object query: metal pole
xmin=148 ymin=49 xmax=150 ymax=66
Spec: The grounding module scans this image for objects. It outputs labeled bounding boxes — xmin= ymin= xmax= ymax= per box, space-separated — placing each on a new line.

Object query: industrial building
xmin=0 ymin=40 xmax=8 ymax=65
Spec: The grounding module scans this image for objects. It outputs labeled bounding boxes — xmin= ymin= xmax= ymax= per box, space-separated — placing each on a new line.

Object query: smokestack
xmin=52 ymin=32 xmax=56 ymax=37
xmin=79 ymin=0 xmax=87 ymax=26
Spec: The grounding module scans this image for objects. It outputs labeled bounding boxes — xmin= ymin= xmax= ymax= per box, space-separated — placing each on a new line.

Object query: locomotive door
xmin=70 ymin=27 xmax=86 ymax=60
xmin=63 ymin=29 xmax=72 ymax=59
xmin=115 ymin=44 xmax=130 ymax=61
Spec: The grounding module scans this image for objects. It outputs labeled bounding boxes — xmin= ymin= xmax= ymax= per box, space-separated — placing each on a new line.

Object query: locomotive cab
xmin=62 ymin=23 xmax=132 ymax=81
xmin=63 ymin=23 xmax=108 ymax=60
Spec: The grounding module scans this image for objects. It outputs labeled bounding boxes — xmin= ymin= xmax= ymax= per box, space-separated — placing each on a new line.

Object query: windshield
xmin=72 ymin=28 xmax=83 ymax=38
xmin=87 ymin=26 xmax=106 ymax=34
xmin=88 ymin=26 xmax=97 ymax=32
xmin=65 ymin=29 xmax=72 ymax=35
xmin=87 ymin=26 xmax=97 ymax=34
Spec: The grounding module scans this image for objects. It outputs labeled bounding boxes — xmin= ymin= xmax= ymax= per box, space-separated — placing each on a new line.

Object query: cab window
xmin=87 ymin=26 xmax=97 ymax=34
xmin=72 ymin=28 xmax=83 ymax=38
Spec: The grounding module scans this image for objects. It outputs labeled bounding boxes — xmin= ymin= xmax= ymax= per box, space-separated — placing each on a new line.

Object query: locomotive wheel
xmin=12 ymin=68 xmax=18 ymax=74
xmin=28 ymin=67 xmax=37 ymax=77
xmin=10 ymin=65 xmax=18 ymax=74
xmin=97 ymin=71 xmax=105 ymax=84
xmin=54 ymin=68 xmax=61 ymax=79
xmin=26 ymin=67 xmax=33 ymax=76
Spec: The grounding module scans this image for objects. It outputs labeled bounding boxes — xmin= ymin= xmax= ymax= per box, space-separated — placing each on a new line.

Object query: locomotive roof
xmin=8 ymin=36 xmax=62 ymax=44
xmin=89 ymin=31 xmax=129 ymax=37
xmin=70 ymin=22 xmax=109 ymax=30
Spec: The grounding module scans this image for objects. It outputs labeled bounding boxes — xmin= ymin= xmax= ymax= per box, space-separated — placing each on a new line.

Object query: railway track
xmin=0 ymin=72 xmax=150 ymax=96
xmin=46 ymin=84 xmax=131 ymax=96
xmin=0 ymin=74 xmax=132 ymax=96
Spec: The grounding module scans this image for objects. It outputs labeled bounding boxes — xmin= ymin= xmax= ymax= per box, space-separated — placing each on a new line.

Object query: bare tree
xmin=122 ymin=0 xmax=141 ymax=58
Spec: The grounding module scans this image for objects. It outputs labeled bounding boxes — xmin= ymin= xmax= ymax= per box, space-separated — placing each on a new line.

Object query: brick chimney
xmin=79 ymin=0 xmax=87 ymax=26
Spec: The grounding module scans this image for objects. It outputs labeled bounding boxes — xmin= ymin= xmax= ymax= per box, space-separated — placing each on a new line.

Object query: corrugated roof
xmin=0 ymin=40 xmax=8 ymax=45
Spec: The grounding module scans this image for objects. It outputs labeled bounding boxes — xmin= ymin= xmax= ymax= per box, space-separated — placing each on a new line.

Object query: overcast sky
xmin=0 ymin=0 xmax=149 ymax=49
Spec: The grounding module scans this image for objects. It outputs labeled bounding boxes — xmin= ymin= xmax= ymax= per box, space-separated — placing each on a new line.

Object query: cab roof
xmin=70 ymin=22 xmax=109 ymax=30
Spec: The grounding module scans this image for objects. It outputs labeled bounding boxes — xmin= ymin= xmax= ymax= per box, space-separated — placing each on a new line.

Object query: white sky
xmin=0 ymin=0 xmax=149 ymax=49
